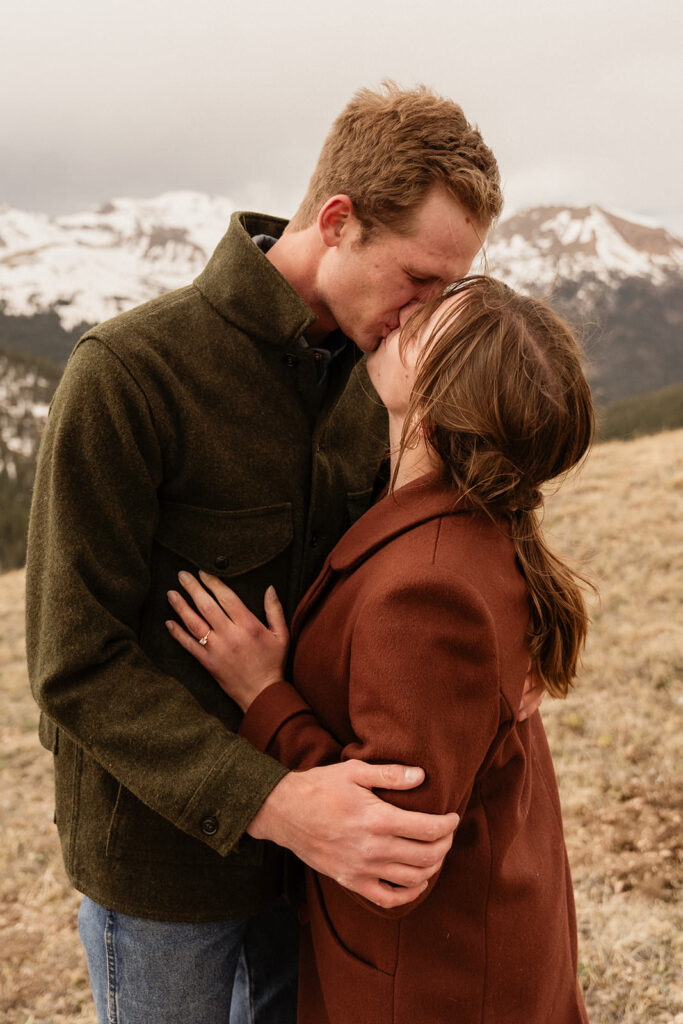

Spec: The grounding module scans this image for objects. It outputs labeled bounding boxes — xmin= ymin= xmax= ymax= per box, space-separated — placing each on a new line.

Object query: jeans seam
xmin=104 ymin=911 xmax=118 ymax=1024
xmin=240 ymin=946 xmax=255 ymax=1024
xmin=247 ymin=948 xmax=255 ymax=1024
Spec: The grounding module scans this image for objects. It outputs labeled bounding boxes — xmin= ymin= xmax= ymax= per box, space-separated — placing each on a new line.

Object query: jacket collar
xmin=193 ymin=211 xmax=317 ymax=348
xmin=329 ymin=471 xmax=470 ymax=573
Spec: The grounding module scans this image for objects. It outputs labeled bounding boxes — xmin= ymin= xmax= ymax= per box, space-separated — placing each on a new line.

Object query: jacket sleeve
xmin=26 ymin=337 xmax=288 ymax=856
xmin=239 ymin=566 xmax=504 ymax=913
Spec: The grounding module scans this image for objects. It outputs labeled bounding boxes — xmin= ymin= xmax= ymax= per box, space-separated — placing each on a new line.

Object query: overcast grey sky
xmin=2 ymin=0 xmax=682 ymax=230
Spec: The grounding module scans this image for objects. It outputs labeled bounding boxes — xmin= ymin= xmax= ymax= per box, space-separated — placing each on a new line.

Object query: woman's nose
xmin=398 ymin=300 xmax=420 ymax=327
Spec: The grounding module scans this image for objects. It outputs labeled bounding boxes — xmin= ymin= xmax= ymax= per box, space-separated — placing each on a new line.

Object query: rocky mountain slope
xmin=483 ymin=205 xmax=683 ymax=402
xmin=0 ymin=348 xmax=61 ymax=570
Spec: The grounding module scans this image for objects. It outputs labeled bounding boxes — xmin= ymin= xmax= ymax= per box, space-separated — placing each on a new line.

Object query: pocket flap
xmin=156 ymin=500 xmax=293 ymax=578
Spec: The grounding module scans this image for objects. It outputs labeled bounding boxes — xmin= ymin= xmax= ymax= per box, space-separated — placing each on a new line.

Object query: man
xmin=26 ymin=84 xmax=534 ymax=1023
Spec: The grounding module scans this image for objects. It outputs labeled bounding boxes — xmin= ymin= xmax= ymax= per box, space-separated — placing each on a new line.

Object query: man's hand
xmin=247 ymin=760 xmax=459 ymax=909
xmin=517 ymin=663 xmax=545 ymax=722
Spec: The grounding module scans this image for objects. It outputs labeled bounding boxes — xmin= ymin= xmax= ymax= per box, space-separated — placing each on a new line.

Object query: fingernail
xmin=164 ymin=620 xmax=174 ymax=630
xmin=167 ymin=590 xmax=178 ymax=603
xmin=404 ymin=767 xmax=423 ymax=783
xmin=266 ymin=585 xmax=277 ymax=599
xmin=178 ymin=571 xmax=190 ymax=583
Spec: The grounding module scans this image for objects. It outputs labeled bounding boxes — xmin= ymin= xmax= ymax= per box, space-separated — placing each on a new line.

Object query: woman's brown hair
xmin=398 ymin=277 xmax=595 ymax=697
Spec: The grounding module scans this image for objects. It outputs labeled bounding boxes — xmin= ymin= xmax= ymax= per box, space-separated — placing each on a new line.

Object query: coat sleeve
xmin=239 ymin=565 xmax=505 ymax=913
xmin=26 ymin=337 xmax=288 ymax=856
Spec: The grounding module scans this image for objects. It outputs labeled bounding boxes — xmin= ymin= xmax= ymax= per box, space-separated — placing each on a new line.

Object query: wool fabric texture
xmin=240 ymin=472 xmax=589 ymax=1023
xmin=25 ymin=212 xmax=388 ymax=921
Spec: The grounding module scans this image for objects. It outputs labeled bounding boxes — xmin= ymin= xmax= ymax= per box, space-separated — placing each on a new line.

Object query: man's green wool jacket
xmin=25 ymin=212 xmax=388 ymax=921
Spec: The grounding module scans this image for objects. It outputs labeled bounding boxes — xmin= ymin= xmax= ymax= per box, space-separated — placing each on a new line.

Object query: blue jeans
xmin=78 ymin=895 xmax=298 ymax=1024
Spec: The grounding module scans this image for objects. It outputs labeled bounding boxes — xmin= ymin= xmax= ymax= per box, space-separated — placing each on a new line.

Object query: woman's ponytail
xmin=399 ymin=276 xmax=595 ymax=697
xmin=509 ymin=508 xmax=591 ymax=697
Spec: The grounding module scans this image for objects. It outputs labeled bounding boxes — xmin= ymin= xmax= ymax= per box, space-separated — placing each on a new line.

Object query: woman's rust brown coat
xmin=240 ymin=472 xmax=589 ymax=1024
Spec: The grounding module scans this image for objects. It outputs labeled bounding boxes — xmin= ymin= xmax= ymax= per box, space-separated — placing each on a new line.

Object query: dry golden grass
xmin=541 ymin=428 xmax=683 ymax=1023
xmin=1 ymin=429 xmax=682 ymax=1023
xmin=0 ymin=570 xmax=94 ymax=1023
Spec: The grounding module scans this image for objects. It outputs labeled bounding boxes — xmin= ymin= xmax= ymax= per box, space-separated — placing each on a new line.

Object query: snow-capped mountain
xmin=482 ymin=204 xmax=683 ymax=295
xmin=0 ymin=191 xmax=236 ymax=332
xmin=0 ymin=193 xmax=681 ymax=403
xmin=480 ymin=205 xmax=683 ymax=403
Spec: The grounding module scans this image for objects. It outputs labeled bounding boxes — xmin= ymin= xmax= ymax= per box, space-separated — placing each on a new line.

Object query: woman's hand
xmin=165 ymin=570 xmax=289 ymax=712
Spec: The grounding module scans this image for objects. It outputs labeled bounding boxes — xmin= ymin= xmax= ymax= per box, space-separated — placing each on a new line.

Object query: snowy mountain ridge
xmin=1 ymin=192 xmax=681 ymax=333
xmin=484 ymin=204 xmax=683 ymax=298
xmin=0 ymin=192 xmax=236 ymax=330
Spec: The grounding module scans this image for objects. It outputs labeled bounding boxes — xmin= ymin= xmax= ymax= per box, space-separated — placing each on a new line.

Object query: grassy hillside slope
xmin=1 ymin=430 xmax=681 ymax=1022
xmin=597 ymin=382 xmax=683 ymax=441
xmin=541 ymin=429 xmax=682 ymax=1022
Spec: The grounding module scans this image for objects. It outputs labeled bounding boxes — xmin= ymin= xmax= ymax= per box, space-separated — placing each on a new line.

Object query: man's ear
xmin=317 ymin=195 xmax=356 ymax=248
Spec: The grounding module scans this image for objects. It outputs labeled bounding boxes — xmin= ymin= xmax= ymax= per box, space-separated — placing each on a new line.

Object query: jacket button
xmin=214 ymin=555 xmax=229 ymax=570
xmin=284 ymin=353 xmax=299 ymax=368
xmin=200 ymin=816 xmax=219 ymax=836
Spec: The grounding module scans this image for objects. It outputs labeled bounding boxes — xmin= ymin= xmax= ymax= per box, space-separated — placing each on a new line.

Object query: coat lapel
xmin=330 ymin=471 xmax=467 ymax=571
xmin=291 ymin=472 xmax=469 ymax=643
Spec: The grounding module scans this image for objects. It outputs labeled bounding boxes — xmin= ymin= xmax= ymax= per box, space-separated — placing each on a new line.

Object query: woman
xmin=166 ymin=277 xmax=592 ymax=1023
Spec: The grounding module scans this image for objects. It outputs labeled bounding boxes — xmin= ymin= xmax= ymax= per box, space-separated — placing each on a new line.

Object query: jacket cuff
xmin=175 ymin=734 xmax=289 ymax=857
xmin=239 ymin=681 xmax=312 ymax=752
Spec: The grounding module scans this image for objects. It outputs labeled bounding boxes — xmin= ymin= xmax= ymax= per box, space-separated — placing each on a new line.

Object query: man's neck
xmin=265 ymin=227 xmax=338 ymax=344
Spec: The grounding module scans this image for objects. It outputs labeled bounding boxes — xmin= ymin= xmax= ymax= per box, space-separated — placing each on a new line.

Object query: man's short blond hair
xmin=288 ymin=82 xmax=502 ymax=236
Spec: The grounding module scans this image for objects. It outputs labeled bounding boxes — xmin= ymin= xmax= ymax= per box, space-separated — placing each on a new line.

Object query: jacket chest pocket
xmin=156 ymin=499 xmax=293 ymax=577
xmin=140 ymin=500 xmax=294 ymax=673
